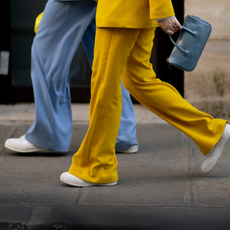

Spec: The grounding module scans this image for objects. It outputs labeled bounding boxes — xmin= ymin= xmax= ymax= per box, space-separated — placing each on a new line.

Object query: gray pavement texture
xmin=1 ymin=105 xmax=230 ymax=229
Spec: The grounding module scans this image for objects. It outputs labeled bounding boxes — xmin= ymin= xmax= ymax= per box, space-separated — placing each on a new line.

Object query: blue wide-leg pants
xmin=25 ymin=0 xmax=138 ymax=152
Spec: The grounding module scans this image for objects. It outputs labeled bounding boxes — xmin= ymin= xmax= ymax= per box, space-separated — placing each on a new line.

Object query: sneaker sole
xmin=60 ymin=172 xmax=117 ymax=187
xmin=116 ymin=145 xmax=138 ymax=153
xmin=201 ymin=124 xmax=230 ymax=173
xmin=4 ymin=142 xmax=46 ymax=153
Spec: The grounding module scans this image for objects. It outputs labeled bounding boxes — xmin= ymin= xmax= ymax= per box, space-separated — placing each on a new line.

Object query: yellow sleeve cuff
xmin=149 ymin=0 xmax=175 ymax=20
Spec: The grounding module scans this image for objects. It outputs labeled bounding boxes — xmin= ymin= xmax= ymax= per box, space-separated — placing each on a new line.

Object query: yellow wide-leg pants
xmin=69 ymin=27 xmax=227 ymax=184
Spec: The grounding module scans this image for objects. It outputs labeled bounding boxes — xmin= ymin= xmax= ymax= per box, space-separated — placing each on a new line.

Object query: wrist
xmin=156 ymin=16 xmax=175 ymax=21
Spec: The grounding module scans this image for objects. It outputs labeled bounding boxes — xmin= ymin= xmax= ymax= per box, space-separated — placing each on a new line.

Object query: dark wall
xmin=151 ymin=0 xmax=184 ymax=96
xmin=0 ymin=0 xmax=184 ymax=103
xmin=10 ymin=0 xmax=47 ymax=86
xmin=10 ymin=0 xmax=91 ymax=87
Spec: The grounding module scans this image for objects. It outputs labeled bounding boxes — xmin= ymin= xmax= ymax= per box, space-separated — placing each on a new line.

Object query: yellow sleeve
xmin=149 ymin=0 xmax=175 ymax=20
xmin=34 ymin=12 xmax=43 ymax=34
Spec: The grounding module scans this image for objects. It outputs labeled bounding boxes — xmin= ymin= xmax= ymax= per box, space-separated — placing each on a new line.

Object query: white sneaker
xmin=116 ymin=144 xmax=139 ymax=153
xmin=201 ymin=124 xmax=230 ymax=174
xmin=60 ymin=172 xmax=118 ymax=187
xmin=4 ymin=135 xmax=46 ymax=153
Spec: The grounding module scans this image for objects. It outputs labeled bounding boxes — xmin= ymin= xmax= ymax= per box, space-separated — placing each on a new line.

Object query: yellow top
xmin=34 ymin=12 xmax=43 ymax=34
xmin=96 ymin=0 xmax=175 ymax=29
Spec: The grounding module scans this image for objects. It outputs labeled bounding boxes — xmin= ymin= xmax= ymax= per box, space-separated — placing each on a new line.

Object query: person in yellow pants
xmin=60 ymin=0 xmax=230 ymax=187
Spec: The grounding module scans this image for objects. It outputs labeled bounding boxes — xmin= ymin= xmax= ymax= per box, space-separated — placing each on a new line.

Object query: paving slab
xmin=78 ymin=175 xmax=191 ymax=207
xmin=189 ymin=139 xmax=230 ymax=208
xmin=0 ymin=177 xmax=80 ymax=206
xmin=194 ymin=177 xmax=230 ymax=208
xmin=0 ymin=103 xmax=167 ymax=124
xmin=0 ymin=123 xmax=18 ymax=157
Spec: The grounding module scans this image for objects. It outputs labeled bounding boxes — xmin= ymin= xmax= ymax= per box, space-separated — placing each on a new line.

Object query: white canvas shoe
xmin=201 ymin=124 xmax=230 ymax=174
xmin=60 ymin=172 xmax=118 ymax=187
xmin=116 ymin=144 xmax=139 ymax=153
xmin=4 ymin=135 xmax=46 ymax=153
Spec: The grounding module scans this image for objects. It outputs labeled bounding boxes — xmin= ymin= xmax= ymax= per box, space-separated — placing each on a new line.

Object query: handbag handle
xmin=168 ymin=26 xmax=199 ymax=58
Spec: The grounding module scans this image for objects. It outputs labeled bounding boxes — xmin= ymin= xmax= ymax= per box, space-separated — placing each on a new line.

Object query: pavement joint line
xmin=73 ymin=188 xmax=83 ymax=206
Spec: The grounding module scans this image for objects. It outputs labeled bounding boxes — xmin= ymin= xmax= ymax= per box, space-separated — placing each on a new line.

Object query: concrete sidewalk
xmin=0 ymin=104 xmax=230 ymax=230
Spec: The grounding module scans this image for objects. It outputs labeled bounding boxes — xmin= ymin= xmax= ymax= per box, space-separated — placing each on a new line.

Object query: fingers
xmin=158 ymin=16 xmax=182 ymax=35
xmin=170 ymin=24 xmax=179 ymax=33
xmin=166 ymin=25 xmax=179 ymax=35
xmin=166 ymin=18 xmax=180 ymax=34
xmin=174 ymin=17 xmax=182 ymax=30
xmin=166 ymin=30 xmax=174 ymax=35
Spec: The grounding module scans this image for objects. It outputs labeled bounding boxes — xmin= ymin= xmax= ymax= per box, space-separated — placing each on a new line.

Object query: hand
xmin=94 ymin=0 xmax=98 ymax=2
xmin=157 ymin=16 xmax=182 ymax=35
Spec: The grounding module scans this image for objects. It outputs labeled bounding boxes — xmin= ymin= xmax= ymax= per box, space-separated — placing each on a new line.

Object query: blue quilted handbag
xmin=166 ymin=15 xmax=212 ymax=72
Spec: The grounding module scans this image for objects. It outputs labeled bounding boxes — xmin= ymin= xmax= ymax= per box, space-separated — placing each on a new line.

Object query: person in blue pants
xmin=5 ymin=0 xmax=138 ymax=153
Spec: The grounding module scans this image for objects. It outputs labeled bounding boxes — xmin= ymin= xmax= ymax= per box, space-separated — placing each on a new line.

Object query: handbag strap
xmin=181 ymin=26 xmax=199 ymax=38
xmin=168 ymin=26 xmax=199 ymax=57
